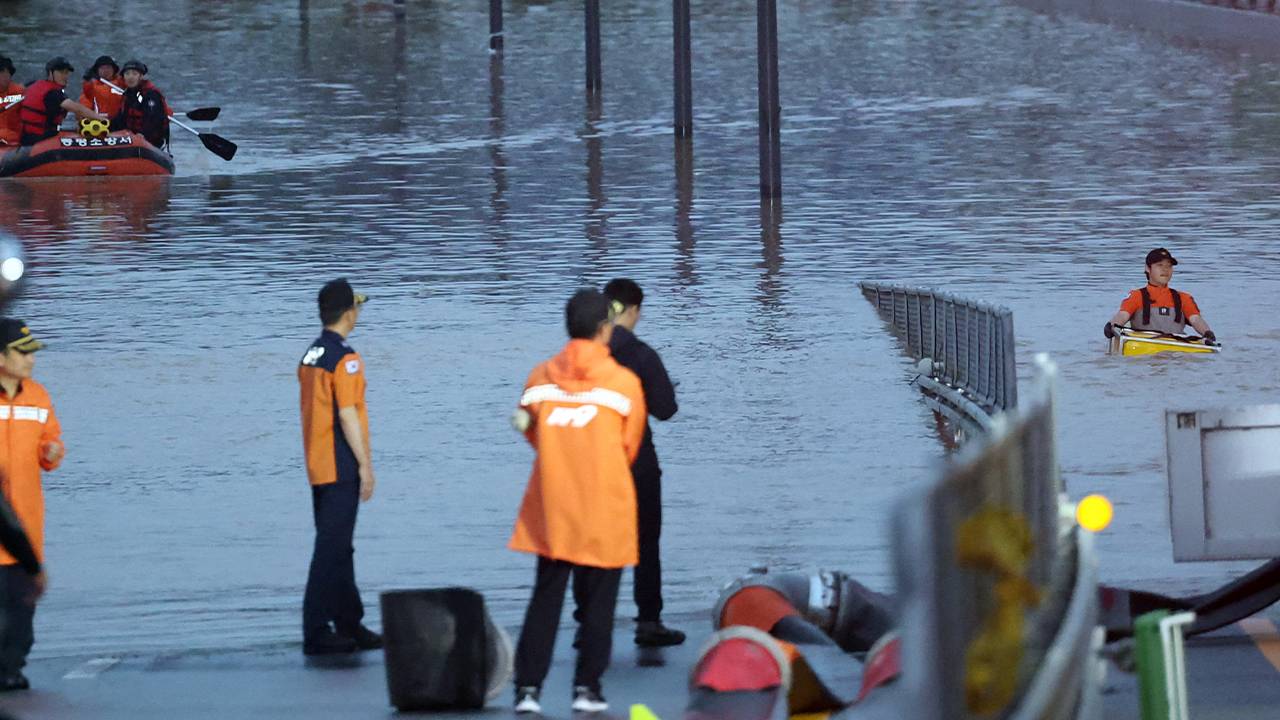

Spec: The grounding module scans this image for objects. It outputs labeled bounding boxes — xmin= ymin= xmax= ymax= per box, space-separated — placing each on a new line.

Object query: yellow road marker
xmin=630 ymin=704 xmax=661 ymax=720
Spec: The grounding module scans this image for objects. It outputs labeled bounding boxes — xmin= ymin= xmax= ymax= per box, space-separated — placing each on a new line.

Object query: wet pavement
xmin=2 ymin=607 xmax=1280 ymax=719
xmin=1 ymin=0 xmax=1280 ymax=714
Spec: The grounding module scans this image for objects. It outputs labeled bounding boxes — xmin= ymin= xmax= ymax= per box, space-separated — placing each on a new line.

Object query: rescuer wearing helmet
xmin=1105 ymin=248 xmax=1217 ymax=343
xmin=0 ymin=57 xmax=24 ymax=146
xmin=77 ymin=55 xmax=124 ymax=120
xmin=17 ymin=57 xmax=108 ymax=146
xmin=111 ymin=59 xmax=171 ymax=149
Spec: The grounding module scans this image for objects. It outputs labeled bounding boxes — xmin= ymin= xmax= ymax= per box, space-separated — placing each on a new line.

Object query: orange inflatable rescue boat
xmin=0 ymin=130 xmax=173 ymax=178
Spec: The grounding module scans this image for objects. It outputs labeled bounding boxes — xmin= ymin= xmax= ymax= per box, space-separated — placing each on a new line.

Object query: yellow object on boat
xmin=1108 ymin=329 xmax=1220 ymax=356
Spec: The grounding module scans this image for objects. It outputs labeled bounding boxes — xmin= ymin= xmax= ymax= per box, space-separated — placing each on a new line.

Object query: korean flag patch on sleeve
xmin=345 ymin=359 xmax=361 ymax=374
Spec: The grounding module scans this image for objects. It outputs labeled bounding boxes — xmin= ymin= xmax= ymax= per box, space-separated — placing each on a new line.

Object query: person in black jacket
xmin=598 ymin=278 xmax=684 ymax=647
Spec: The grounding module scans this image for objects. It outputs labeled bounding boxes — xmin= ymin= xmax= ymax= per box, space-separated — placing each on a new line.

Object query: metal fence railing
xmin=889 ymin=357 xmax=1102 ymax=720
xmin=860 ymin=282 xmax=1018 ymax=432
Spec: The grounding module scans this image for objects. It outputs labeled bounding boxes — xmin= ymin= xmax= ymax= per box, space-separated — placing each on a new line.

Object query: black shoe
xmin=635 ymin=620 xmax=685 ymax=647
xmin=0 ymin=672 xmax=29 ymax=692
xmin=303 ymin=630 xmax=358 ymax=655
xmin=340 ymin=624 xmax=383 ymax=651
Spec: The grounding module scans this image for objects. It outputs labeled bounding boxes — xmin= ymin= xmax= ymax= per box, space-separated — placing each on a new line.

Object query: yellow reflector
xmin=631 ymin=705 xmax=662 ymax=720
xmin=1076 ymin=494 xmax=1113 ymax=533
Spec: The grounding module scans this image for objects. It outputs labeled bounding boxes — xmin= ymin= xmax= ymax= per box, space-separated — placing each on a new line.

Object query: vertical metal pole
xmin=672 ymin=0 xmax=692 ymax=136
xmin=393 ymin=0 xmax=405 ymax=19
xmin=585 ymin=0 xmax=602 ymax=95
xmin=756 ymin=0 xmax=781 ymax=201
xmin=490 ymin=0 xmax=504 ymax=52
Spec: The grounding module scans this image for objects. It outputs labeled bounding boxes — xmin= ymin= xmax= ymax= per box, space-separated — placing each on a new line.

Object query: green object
xmin=1135 ymin=610 xmax=1171 ymax=720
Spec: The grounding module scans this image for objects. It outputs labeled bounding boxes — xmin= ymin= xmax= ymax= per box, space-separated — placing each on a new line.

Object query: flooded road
xmin=1 ymin=0 xmax=1278 ymax=659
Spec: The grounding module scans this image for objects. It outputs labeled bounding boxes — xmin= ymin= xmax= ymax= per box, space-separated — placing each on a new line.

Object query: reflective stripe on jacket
xmin=509 ymin=339 xmax=646 ymax=569
xmin=0 ymin=81 xmax=24 ymax=143
xmin=0 ymin=379 xmax=63 ymax=565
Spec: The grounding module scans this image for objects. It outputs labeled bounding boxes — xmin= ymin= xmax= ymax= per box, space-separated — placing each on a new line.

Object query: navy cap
xmin=317 ymin=278 xmax=368 ymax=315
xmin=0 ymin=318 xmax=44 ymax=353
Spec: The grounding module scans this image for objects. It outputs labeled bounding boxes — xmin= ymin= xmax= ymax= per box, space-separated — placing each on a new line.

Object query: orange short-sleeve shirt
xmin=1119 ymin=285 xmax=1201 ymax=319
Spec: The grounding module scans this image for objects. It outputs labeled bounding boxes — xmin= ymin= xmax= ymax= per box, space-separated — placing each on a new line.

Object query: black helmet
xmin=45 ymin=56 xmax=74 ymax=74
xmin=0 ymin=56 xmax=15 ymax=76
xmin=121 ymin=59 xmax=148 ymax=75
xmin=91 ymin=55 xmax=119 ymax=74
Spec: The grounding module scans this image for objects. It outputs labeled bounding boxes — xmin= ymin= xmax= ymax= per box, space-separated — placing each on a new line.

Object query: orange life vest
xmin=79 ymin=77 xmax=124 ymax=118
xmin=17 ymin=79 xmax=67 ymax=145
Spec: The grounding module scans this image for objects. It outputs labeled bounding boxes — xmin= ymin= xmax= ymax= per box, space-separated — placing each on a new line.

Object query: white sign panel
xmin=1166 ymin=405 xmax=1280 ymax=561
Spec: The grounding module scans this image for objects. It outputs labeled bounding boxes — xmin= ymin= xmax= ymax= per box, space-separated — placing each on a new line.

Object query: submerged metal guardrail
xmin=890 ymin=357 xmax=1102 ymax=720
xmin=859 ymin=282 xmax=1017 ymax=436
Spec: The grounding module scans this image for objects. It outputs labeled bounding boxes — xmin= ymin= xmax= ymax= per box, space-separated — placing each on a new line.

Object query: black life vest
xmin=115 ymin=81 xmax=168 ymax=148
xmin=1140 ymin=287 xmax=1183 ymax=327
xmin=17 ymin=80 xmax=66 ymax=145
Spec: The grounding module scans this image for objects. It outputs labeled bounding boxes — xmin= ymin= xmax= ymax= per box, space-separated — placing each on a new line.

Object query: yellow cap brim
xmin=7 ymin=337 xmax=43 ymax=353
xmin=354 ymin=293 xmax=368 ymax=305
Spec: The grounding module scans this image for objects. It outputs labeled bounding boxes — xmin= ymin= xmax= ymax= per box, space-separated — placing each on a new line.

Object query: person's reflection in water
xmin=673 ymin=137 xmax=696 ymax=287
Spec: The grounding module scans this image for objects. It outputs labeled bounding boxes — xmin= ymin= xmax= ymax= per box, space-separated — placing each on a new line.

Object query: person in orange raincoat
xmin=0 ymin=319 xmax=62 ymax=692
xmin=77 ymin=55 xmax=124 ymax=120
xmin=508 ymin=289 xmax=646 ymax=716
xmin=0 ymin=57 xmax=23 ymax=146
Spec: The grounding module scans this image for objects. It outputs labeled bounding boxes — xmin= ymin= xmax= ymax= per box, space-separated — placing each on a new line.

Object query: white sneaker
xmin=571 ymin=685 xmax=608 ymax=713
xmin=515 ymin=686 xmax=542 ymax=714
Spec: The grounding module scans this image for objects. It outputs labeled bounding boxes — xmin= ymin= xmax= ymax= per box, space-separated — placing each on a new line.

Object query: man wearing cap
xmin=17 ymin=57 xmax=107 ymax=146
xmin=112 ymin=59 xmax=170 ymax=149
xmin=0 ymin=319 xmax=61 ymax=691
xmin=0 ymin=57 xmax=24 ymax=146
xmin=297 ymin=279 xmax=382 ymax=656
xmin=1105 ymin=248 xmax=1217 ymax=342
xmin=78 ymin=55 xmax=124 ymax=120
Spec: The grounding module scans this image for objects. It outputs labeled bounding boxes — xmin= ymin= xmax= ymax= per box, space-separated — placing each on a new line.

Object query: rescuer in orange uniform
xmin=17 ymin=57 xmax=107 ymax=146
xmin=509 ymin=289 xmax=646 ymax=715
xmin=1104 ymin=247 xmax=1216 ymax=343
xmin=0 ymin=319 xmax=62 ymax=692
xmin=77 ymin=55 xmax=124 ymax=119
xmin=297 ymin=279 xmax=382 ymax=656
xmin=0 ymin=57 xmax=24 ymax=146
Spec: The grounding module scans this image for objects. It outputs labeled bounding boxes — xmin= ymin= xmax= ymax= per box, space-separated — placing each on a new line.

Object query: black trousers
xmin=633 ymin=462 xmax=664 ymax=622
xmin=0 ymin=565 xmax=35 ymax=676
xmin=572 ymin=463 xmax=664 ymax=624
xmin=515 ymin=556 xmax=621 ymax=691
xmin=302 ymin=476 xmax=364 ymax=639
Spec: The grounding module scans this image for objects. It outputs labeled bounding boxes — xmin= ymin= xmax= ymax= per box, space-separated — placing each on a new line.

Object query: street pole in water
xmin=756 ymin=0 xmax=782 ymax=203
xmin=490 ymin=0 xmax=504 ymax=52
xmin=585 ymin=0 xmax=602 ymax=95
xmin=673 ymin=0 xmax=693 ymax=136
